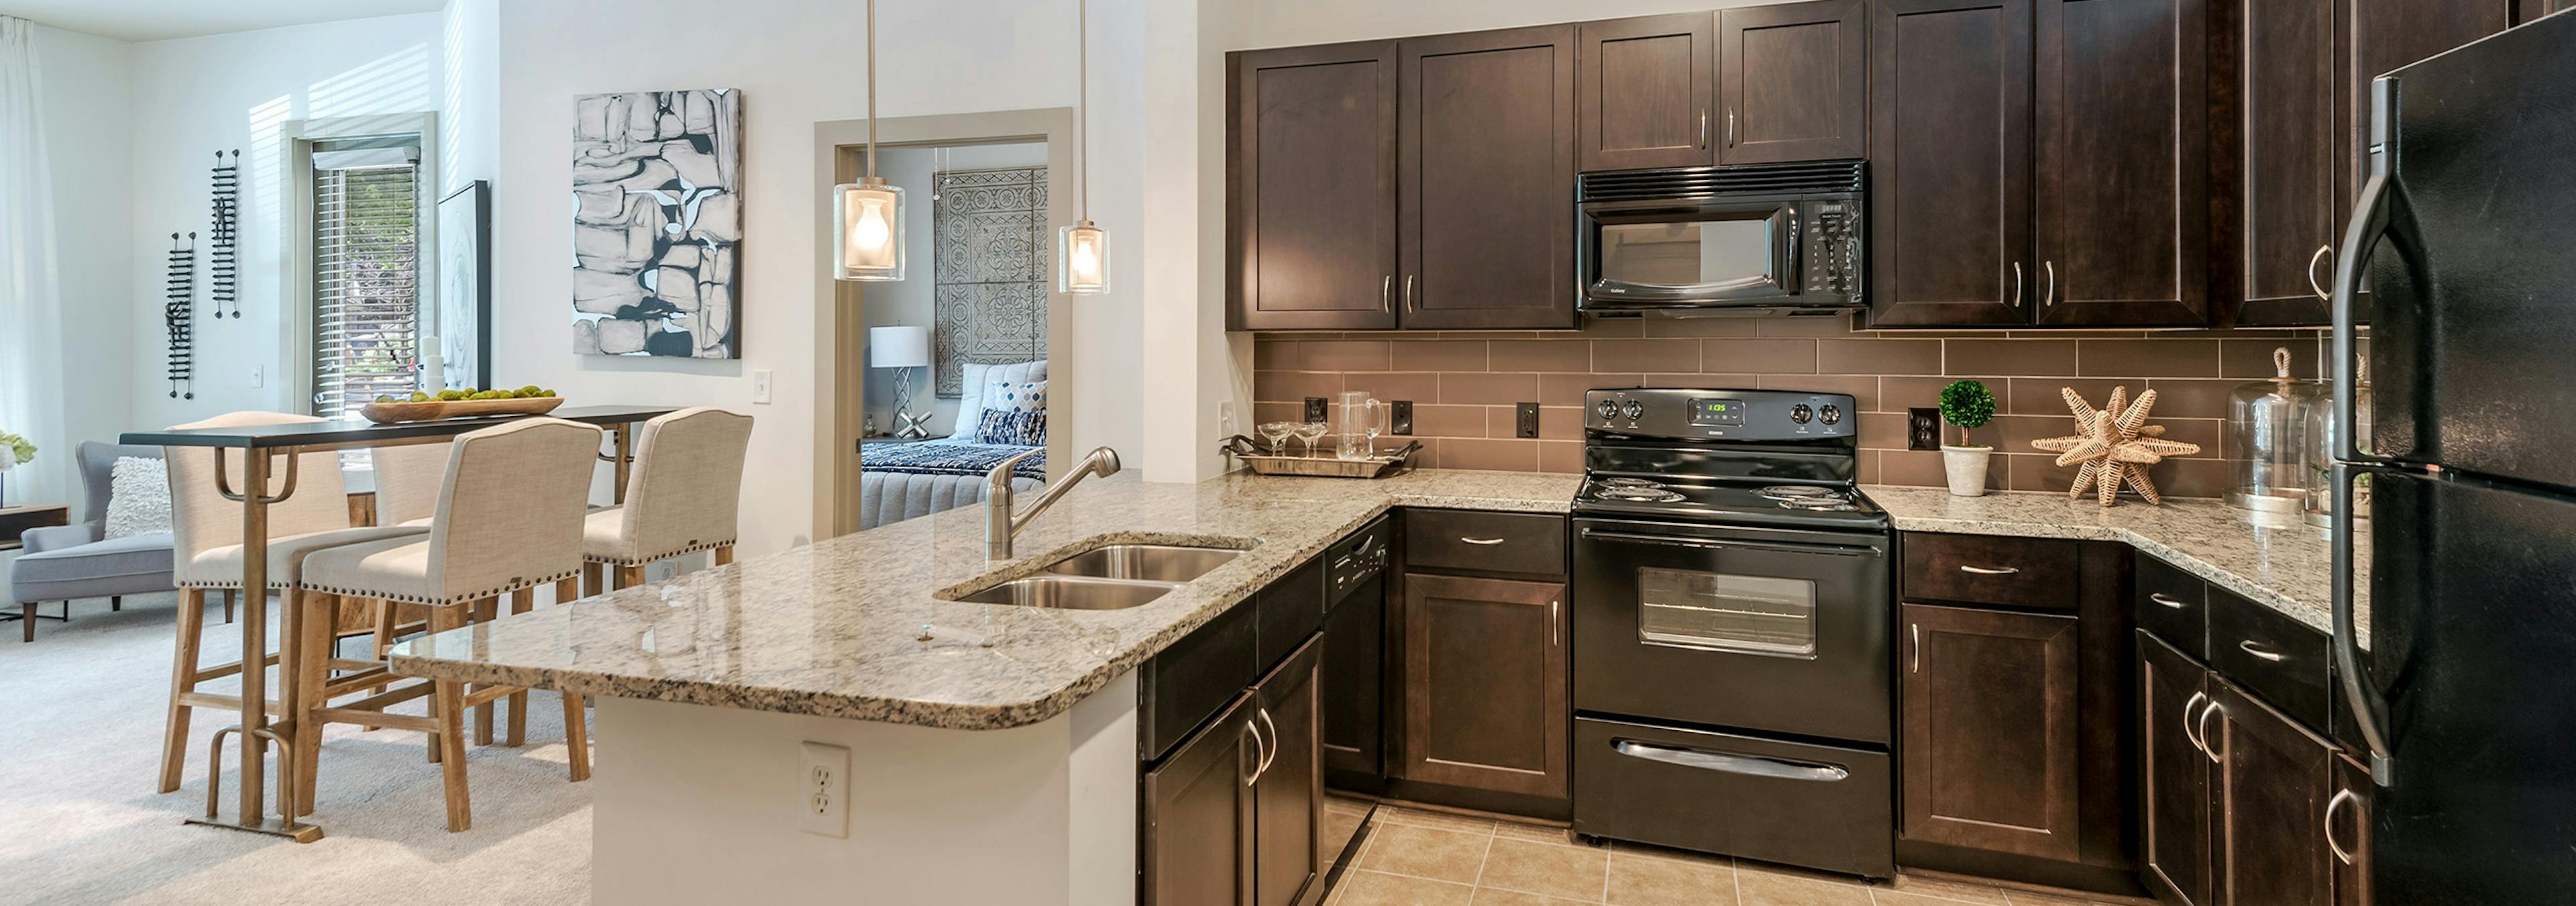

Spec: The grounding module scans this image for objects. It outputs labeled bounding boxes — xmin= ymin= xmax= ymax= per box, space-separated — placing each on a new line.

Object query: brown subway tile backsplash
xmin=1251 ymin=319 xmax=2261 ymax=495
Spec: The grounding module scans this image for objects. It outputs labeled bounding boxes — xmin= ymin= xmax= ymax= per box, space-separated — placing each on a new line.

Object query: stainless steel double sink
xmin=947 ymin=544 xmax=1244 ymax=610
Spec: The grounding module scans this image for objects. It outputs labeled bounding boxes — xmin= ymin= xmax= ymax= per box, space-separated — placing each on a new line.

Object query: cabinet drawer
xmin=2135 ymin=555 xmax=2208 ymax=660
xmin=1257 ymin=557 xmax=1327 ymax=676
xmin=1405 ymin=510 xmax=1566 ymax=577
xmin=1900 ymin=533 xmax=2080 ymax=610
xmin=2206 ymin=585 xmax=2333 ymax=732
xmin=1140 ymin=601 xmax=1258 ymax=764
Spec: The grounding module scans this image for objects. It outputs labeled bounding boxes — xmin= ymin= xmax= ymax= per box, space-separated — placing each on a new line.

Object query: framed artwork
xmin=570 ymin=88 xmax=741 ymax=358
xmin=435 ymin=179 xmax=492 ymax=389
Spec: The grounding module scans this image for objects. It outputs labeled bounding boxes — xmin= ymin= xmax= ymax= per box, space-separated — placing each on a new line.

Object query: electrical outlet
xmin=1304 ymin=397 xmax=1328 ymax=423
xmin=751 ymin=369 xmax=772 ymax=405
xmin=1908 ymin=408 xmax=1941 ymax=451
xmin=1515 ymin=402 xmax=1540 ymax=439
xmin=1389 ymin=400 xmax=1414 ymax=436
xmin=800 ymin=741 xmax=850 ymax=838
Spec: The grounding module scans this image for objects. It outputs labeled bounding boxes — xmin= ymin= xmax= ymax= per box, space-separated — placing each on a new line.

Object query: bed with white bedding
xmin=857 ymin=360 xmax=1048 ymax=530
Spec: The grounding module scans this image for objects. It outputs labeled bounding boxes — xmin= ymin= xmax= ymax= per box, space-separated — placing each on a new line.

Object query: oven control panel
xmin=1586 ymin=388 xmax=1858 ymax=440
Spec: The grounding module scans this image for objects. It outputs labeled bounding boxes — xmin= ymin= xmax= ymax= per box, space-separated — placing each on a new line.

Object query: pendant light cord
xmin=865 ymin=0 xmax=879 ymax=180
xmin=1077 ymin=0 xmax=1088 ymax=221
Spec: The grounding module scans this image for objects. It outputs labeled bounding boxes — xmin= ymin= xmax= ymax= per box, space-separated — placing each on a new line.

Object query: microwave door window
xmin=1595 ymin=211 xmax=1783 ymax=299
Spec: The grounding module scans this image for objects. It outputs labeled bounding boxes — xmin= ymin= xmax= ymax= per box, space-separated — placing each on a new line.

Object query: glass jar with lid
xmin=2305 ymin=354 xmax=2373 ymax=527
xmin=2225 ymin=347 xmax=2326 ymax=513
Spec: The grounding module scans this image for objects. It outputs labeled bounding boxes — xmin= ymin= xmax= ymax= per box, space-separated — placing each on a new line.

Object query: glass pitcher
xmin=1335 ymin=391 xmax=1387 ymax=460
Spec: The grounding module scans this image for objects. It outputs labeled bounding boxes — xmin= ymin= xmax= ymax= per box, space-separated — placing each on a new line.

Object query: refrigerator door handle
xmin=2332 ymin=461 xmax=2397 ymax=786
xmin=2330 ymin=171 xmax=2402 ymax=468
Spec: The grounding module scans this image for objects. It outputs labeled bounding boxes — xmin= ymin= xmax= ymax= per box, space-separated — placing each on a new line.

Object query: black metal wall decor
xmin=164 ymin=232 xmax=195 ymax=399
xmin=209 ymin=150 xmax=239 ymax=319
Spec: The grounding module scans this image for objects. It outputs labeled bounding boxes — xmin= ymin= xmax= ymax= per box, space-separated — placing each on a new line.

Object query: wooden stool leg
xmin=158 ymin=589 xmax=207 ymax=792
xmin=222 ymin=589 xmax=234 ymax=623
xmin=292 ymin=592 xmax=332 ymax=815
xmin=19 ymin=603 xmax=31 ymax=642
xmin=504 ymin=589 xmax=533 ymax=746
xmin=616 ymin=564 xmax=646 ymax=590
xmin=428 ymin=604 xmax=472 ymax=831
xmin=714 ymin=545 xmax=734 ymax=566
xmin=581 ymin=562 xmax=603 ymax=599
xmin=469 ymin=597 xmax=496 ymax=745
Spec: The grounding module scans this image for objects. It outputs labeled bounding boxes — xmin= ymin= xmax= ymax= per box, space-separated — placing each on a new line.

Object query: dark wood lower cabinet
xmin=1143 ymin=691 xmax=1259 ymax=906
xmin=1253 ymin=638 xmax=1325 ymax=906
xmin=2330 ymin=755 xmax=2372 ymax=906
xmin=2140 ymin=632 xmax=2214 ymax=906
xmin=1899 ymin=603 xmax=2083 ymax=861
xmin=2209 ymin=679 xmax=2335 ymax=906
xmin=1399 ymin=572 xmax=1569 ymax=799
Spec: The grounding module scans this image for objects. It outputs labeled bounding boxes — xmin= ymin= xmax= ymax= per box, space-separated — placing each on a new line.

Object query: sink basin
xmin=1042 ymin=544 xmax=1242 ymax=583
xmin=951 ymin=575 xmax=1176 ymax=610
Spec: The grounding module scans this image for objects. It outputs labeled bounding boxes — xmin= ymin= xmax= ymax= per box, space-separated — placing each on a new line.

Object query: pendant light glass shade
xmin=833 ymin=177 xmax=905 ymax=281
xmin=1059 ymin=219 xmax=1108 ymax=295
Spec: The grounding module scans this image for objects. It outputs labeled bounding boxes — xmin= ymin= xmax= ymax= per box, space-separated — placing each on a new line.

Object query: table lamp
xmin=869 ymin=325 xmax=934 ymax=438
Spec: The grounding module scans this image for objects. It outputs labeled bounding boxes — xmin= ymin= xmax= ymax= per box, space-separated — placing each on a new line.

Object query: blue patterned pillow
xmin=975 ymin=408 xmax=1047 ymax=446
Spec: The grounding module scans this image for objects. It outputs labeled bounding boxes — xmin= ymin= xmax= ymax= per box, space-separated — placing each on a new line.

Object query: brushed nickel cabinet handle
xmin=1404 ymin=275 xmax=1417 ymax=314
xmin=2239 ymin=640 xmax=2288 ymax=662
xmin=1550 ymin=599 xmax=1561 ymax=646
xmin=1460 ymin=537 xmax=1506 ymax=546
xmin=1700 ymin=109 xmax=1709 ymax=148
xmin=1254 ymin=707 xmax=1279 ymax=778
xmin=2180 ymin=690 xmax=2210 ymax=755
xmin=1381 ymin=275 xmax=1393 ymax=313
xmin=1957 ymin=564 xmax=2020 ymax=576
xmin=2149 ymin=593 xmax=2190 ymax=609
xmin=1239 ymin=720 xmax=1261 ymax=787
xmin=2198 ymin=699 xmax=2224 ymax=764
xmin=1909 ymin=623 xmax=1920 ymax=673
xmin=2043 ymin=260 xmax=2057 ymax=307
xmin=2010 ymin=262 xmax=2024 ymax=307
xmin=1726 ymin=109 xmax=1737 ymax=148
xmin=2308 ymin=244 xmax=2334 ymax=301
xmin=2325 ymin=788 xmax=2361 ymax=864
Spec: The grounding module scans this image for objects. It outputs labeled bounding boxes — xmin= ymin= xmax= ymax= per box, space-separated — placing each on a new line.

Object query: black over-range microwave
xmin=1576 ymin=160 xmax=1865 ymax=317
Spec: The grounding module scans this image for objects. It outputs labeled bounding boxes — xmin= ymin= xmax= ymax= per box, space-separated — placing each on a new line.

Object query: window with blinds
xmin=311 ymin=141 xmax=422 ymax=422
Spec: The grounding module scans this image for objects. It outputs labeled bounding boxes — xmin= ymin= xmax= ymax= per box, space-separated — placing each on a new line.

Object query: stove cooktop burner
xmin=1756 ymin=485 xmax=1843 ymax=501
xmin=1601 ymin=477 xmax=1669 ymax=489
xmin=1777 ymin=499 xmax=1859 ymax=511
xmin=1595 ymin=485 xmax=1687 ymax=503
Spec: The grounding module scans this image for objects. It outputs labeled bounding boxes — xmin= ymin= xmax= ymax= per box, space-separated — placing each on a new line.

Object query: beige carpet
xmin=0 ymin=589 xmax=592 ymax=905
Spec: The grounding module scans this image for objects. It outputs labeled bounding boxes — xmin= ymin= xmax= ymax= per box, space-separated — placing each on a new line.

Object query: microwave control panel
xmin=1806 ymin=199 xmax=1864 ymax=302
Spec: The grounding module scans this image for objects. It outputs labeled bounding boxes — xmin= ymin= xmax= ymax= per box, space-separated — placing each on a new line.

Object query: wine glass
xmin=1257 ymin=421 xmax=1294 ymax=456
xmin=1291 ymin=422 xmax=1330 ymax=458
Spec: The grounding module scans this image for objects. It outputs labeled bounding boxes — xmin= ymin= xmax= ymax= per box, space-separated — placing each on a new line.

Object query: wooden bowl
xmin=358 ymin=396 xmax=566 ymax=424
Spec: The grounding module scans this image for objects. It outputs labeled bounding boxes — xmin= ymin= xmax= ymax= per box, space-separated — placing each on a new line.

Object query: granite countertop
xmin=1860 ymin=485 xmax=2367 ymax=646
xmin=388 ymin=468 xmax=1580 ymax=730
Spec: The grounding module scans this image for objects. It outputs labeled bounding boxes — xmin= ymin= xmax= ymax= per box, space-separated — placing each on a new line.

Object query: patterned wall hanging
xmin=164 ymin=232 xmax=195 ymax=399
xmin=208 ymin=150 xmax=239 ymax=319
xmin=932 ymin=166 xmax=1047 ymax=397
xmin=570 ymin=88 xmax=741 ymax=358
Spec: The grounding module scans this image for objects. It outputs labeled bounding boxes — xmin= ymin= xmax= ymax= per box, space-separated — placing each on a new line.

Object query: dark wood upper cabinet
xmin=1227 ymin=42 xmax=1399 ymax=332
xmin=1866 ymin=0 xmax=2033 ymax=328
xmin=2215 ymin=0 xmax=2345 ymax=328
xmin=1398 ymin=26 xmax=1580 ymax=330
xmin=1576 ymin=13 xmax=1714 ymax=171
xmin=2031 ymin=0 xmax=2208 ymax=326
xmin=1898 ymin=603 xmax=2082 ymax=862
xmin=2140 ymin=632 xmax=2214 ymax=906
xmin=2208 ymin=679 xmax=2336 ymax=906
xmin=1398 ymin=572 xmax=1569 ymax=799
xmin=1720 ymin=0 xmax=1871 ymax=164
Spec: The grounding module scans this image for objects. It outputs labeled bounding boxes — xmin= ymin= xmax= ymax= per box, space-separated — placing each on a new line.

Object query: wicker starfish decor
xmin=2030 ymin=386 xmax=2203 ymax=506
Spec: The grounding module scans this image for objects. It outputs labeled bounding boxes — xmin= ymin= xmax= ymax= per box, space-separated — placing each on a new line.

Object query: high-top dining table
xmin=121 ymin=405 xmax=677 ymax=842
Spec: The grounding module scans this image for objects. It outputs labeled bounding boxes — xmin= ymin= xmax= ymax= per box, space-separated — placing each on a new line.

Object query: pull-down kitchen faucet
xmin=987 ymin=446 xmax=1122 ymax=560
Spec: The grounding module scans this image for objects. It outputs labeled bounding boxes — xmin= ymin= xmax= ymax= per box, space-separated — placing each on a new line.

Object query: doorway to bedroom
xmin=811 ymin=109 xmax=1077 ymax=538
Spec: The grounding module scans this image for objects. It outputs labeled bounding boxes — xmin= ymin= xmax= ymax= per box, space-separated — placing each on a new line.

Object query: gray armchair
xmin=9 ymin=441 xmax=177 ymax=641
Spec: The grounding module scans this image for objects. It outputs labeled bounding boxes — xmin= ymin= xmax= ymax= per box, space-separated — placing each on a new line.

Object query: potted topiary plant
xmin=1938 ymin=380 xmax=1996 ymax=497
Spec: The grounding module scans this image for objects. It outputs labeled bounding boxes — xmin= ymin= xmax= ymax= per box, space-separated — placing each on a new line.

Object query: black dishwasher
xmin=1320 ymin=514 xmax=1391 ymax=793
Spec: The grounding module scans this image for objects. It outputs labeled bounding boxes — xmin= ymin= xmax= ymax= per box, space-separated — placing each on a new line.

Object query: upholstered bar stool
xmin=355 ymin=442 xmax=447 ymax=662
xmin=291 ymin=417 xmax=602 ymax=832
xmin=581 ymin=407 xmax=753 ymax=593
xmin=158 ymin=411 xmax=429 ymax=795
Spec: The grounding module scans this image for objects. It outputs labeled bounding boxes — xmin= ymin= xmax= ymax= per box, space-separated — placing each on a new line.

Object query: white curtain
xmin=0 ymin=15 xmax=66 ymax=509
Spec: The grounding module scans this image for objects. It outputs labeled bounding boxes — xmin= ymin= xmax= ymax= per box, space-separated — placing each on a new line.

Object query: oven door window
xmin=1590 ymin=204 xmax=1796 ymax=300
xmin=1635 ymin=566 xmax=1818 ymax=658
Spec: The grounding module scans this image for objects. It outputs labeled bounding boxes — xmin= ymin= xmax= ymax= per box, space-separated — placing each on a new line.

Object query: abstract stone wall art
xmin=571 ymin=89 xmax=741 ymax=358
xmin=932 ymin=166 xmax=1048 ymax=396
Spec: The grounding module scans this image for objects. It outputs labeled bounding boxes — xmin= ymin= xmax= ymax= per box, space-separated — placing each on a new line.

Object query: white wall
xmin=861 ymin=141 xmax=1049 ymax=438
xmin=494 ymin=0 xmax=1145 ymax=553
xmin=123 ymin=13 xmax=445 ymax=430
xmin=32 ymin=24 xmax=134 ymax=515
xmin=438 ymin=0 xmax=498 ymax=196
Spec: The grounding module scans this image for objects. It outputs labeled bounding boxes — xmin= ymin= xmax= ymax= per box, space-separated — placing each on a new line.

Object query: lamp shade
xmin=869 ymin=325 xmax=932 ymax=368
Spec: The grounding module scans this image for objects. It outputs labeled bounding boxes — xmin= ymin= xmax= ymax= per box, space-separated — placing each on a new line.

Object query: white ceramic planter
xmin=1941 ymin=446 xmax=1992 ymax=497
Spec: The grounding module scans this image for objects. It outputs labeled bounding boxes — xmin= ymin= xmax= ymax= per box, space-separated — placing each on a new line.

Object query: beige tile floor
xmin=1324 ymin=806 xmax=2137 ymax=906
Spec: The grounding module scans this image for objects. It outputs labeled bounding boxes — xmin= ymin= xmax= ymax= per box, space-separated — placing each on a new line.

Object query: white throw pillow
xmin=943 ymin=359 xmax=1048 ymax=441
xmin=104 ymin=456 xmax=173 ymax=540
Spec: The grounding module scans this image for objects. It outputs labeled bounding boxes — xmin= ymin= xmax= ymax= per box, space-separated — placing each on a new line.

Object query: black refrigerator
xmin=2328 ymin=9 xmax=2576 ymax=904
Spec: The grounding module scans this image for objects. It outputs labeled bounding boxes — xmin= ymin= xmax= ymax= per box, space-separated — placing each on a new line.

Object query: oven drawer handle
xmin=1611 ymin=740 xmax=1851 ymax=783
xmin=1957 ymin=565 xmax=2021 ymax=576
xmin=1579 ymin=528 xmax=1879 ymax=558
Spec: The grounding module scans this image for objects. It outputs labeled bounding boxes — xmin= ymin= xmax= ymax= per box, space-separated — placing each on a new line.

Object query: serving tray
xmin=358 ymin=397 xmax=566 ymax=424
xmin=1219 ymin=435 xmax=1420 ymax=479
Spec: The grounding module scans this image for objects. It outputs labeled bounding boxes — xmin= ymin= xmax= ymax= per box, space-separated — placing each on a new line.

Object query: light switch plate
xmin=249 ymin=364 xmax=264 ymax=389
xmin=1515 ymin=403 xmax=1540 ymax=439
xmin=751 ymin=369 xmax=773 ymax=405
xmin=799 ymin=741 xmax=850 ymax=838
xmin=1390 ymin=400 xmax=1413 ymax=436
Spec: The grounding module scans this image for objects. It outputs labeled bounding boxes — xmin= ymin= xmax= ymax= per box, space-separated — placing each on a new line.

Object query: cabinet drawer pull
xmin=1957 ymin=564 xmax=2020 ymax=576
xmin=1460 ymin=536 xmax=1507 ymax=546
xmin=2180 ymin=691 xmax=2210 ymax=756
xmin=2149 ymin=592 xmax=2190 ymax=609
xmin=2238 ymin=640 xmax=2288 ymax=662
xmin=2197 ymin=699 xmax=2224 ymax=764
xmin=2324 ymin=787 xmax=2361 ymax=865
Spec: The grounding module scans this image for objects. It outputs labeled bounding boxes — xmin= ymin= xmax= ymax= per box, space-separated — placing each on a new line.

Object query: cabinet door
xmin=1865 ymin=0 xmax=2033 ymax=328
xmin=1576 ymin=13 xmax=1715 ymax=171
xmin=1719 ymin=0 xmax=1870 ymax=164
xmin=2220 ymin=0 xmax=2344 ymax=327
xmin=1253 ymin=638 xmax=1325 ymax=906
xmin=2522 ymin=0 xmax=2576 ymax=22
xmin=2330 ymin=755 xmax=2372 ymax=906
xmin=1399 ymin=26 xmax=1579 ymax=330
xmin=2208 ymin=681 xmax=2334 ymax=906
xmin=1228 ymin=42 xmax=1399 ymax=332
xmin=1898 ymin=603 xmax=2080 ymax=860
xmin=1144 ymin=692 xmax=1259 ymax=906
xmin=2345 ymin=0 xmax=2512 ymax=204
xmin=2031 ymin=0 xmax=2208 ymax=326
xmin=1399 ymin=572 xmax=1569 ymax=799
xmin=2139 ymin=632 xmax=2214 ymax=906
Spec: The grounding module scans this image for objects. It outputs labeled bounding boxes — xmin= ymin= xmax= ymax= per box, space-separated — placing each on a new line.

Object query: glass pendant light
xmin=833 ymin=0 xmax=904 ymax=282
xmin=1057 ymin=0 xmax=1109 ymax=295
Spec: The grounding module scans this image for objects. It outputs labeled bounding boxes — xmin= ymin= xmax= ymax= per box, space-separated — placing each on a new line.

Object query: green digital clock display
xmin=1690 ymin=398 xmax=1746 ymax=427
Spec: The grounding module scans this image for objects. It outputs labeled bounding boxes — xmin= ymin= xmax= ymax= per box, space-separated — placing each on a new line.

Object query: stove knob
xmin=1595 ymin=399 xmax=1619 ymax=419
xmin=1621 ymin=401 xmax=1646 ymax=421
xmin=1820 ymin=404 xmax=1843 ymax=425
xmin=1790 ymin=403 xmax=1813 ymax=424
